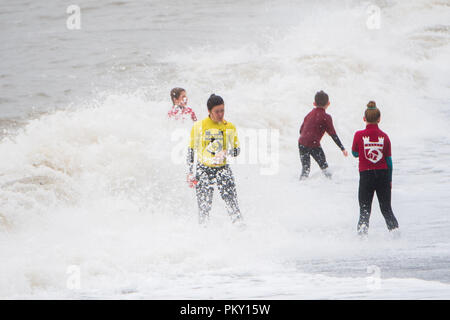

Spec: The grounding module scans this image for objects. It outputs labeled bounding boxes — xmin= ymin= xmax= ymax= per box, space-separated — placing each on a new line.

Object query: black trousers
xmin=298 ymin=144 xmax=330 ymax=178
xmin=358 ymin=169 xmax=399 ymax=234
xmin=195 ymin=164 xmax=241 ymax=224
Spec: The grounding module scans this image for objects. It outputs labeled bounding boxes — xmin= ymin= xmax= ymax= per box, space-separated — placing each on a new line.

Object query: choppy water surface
xmin=0 ymin=0 xmax=449 ymax=299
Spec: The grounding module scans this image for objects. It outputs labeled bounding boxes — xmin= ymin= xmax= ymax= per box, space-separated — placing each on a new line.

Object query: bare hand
xmin=342 ymin=149 xmax=348 ymax=157
xmin=187 ymin=174 xmax=197 ymax=188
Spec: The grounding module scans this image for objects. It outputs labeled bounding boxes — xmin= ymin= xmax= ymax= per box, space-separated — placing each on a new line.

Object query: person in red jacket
xmin=298 ymin=90 xmax=348 ymax=179
xmin=351 ymin=101 xmax=399 ymax=236
xmin=168 ymin=87 xmax=197 ymax=122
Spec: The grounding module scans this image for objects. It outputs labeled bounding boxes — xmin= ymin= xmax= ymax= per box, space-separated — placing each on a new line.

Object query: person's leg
xmin=375 ymin=170 xmax=399 ymax=231
xmin=298 ymin=144 xmax=311 ymax=179
xmin=216 ymin=165 xmax=242 ymax=223
xmin=358 ymin=170 xmax=376 ymax=235
xmin=310 ymin=147 xmax=331 ymax=178
xmin=195 ymin=165 xmax=215 ymax=224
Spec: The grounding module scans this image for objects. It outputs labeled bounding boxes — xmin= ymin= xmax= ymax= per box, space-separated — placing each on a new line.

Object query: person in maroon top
xmin=352 ymin=101 xmax=399 ymax=236
xmin=298 ymin=90 xmax=348 ymax=179
xmin=168 ymin=87 xmax=197 ymax=122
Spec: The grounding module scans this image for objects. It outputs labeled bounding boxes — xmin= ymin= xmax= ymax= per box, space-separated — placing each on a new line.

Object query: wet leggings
xmin=195 ymin=164 xmax=241 ymax=224
xmin=298 ymin=144 xmax=330 ymax=178
xmin=358 ymin=169 xmax=399 ymax=234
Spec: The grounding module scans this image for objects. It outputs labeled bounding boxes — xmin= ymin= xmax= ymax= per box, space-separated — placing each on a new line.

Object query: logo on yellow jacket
xmin=190 ymin=117 xmax=239 ymax=167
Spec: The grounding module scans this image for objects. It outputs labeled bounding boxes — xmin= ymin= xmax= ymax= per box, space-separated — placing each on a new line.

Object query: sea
xmin=0 ymin=0 xmax=449 ymax=299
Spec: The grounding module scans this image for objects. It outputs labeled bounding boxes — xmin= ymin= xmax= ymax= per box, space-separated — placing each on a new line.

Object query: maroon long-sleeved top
xmin=299 ymin=107 xmax=344 ymax=150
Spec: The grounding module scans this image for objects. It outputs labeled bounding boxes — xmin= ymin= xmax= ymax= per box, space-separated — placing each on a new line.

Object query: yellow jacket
xmin=189 ymin=116 xmax=240 ymax=167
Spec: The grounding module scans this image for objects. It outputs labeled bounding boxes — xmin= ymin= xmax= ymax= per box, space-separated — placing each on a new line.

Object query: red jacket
xmin=298 ymin=107 xmax=337 ymax=148
xmin=168 ymin=105 xmax=197 ymax=122
xmin=352 ymin=124 xmax=391 ymax=172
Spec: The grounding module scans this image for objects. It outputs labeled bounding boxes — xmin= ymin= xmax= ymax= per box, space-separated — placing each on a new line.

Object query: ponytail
xmin=170 ymin=87 xmax=185 ymax=104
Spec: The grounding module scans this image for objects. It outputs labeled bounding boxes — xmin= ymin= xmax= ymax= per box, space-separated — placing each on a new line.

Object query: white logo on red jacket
xmin=363 ymin=136 xmax=384 ymax=163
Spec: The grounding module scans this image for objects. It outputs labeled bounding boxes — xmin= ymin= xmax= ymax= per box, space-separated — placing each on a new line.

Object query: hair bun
xmin=207 ymin=93 xmax=224 ymax=111
xmin=367 ymin=101 xmax=377 ymax=109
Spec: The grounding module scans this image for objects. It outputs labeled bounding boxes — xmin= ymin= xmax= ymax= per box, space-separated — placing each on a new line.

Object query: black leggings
xmin=195 ymin=164 xmax=241 ymax=224
xmin=298 ymin=144 xmax=330 ymax=178
xmin=358 ymin=170 xmax=399 ymax=234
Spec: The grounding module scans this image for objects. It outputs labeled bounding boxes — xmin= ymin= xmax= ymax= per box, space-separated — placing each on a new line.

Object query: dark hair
xmin=365 ymin=101 xmax=381 ymax=123
xmin=314 ymin=90 xmax=329 ymax=107
xmin=207 ymin=94 xmax=224 ymax=111
xmin=170 ymin=87 xmax=185 ymax=104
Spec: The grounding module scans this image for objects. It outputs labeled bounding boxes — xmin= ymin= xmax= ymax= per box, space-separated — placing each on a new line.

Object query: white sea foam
xmin=0 ymin=0 xmax=449 ymax=298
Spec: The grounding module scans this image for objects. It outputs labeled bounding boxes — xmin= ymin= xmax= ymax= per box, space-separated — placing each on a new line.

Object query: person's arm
xmin=224 ymin=126 xmax=240 ymax=158
xmin=186 ymin=147 xmax=197 ymax=188
xmin=325 ymin=115 xmax=347 ymax=155
xmin=168 ymin=106 xmax=174 ymax=118
xmin=227 ymin=147 xmax=240 ymax=157
xmin=187 ymin=147 xmax=194 ymax=174
xmin=384 ymin=135 xmax=393 ymax=185
xmin=190 ymin=109 xmax=197 ymax=122
xmin=187 ymin=125 xmax=197 ymax=186
xmin=386 ymin=156 xmax=393 ymax=182
xmin=351 ymin=132 xmax=359 ymax=158
xmin=330 ymin=134 xmax=345 ymax=151
xmin=330 ymin=133 xmax=348 ymax=156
